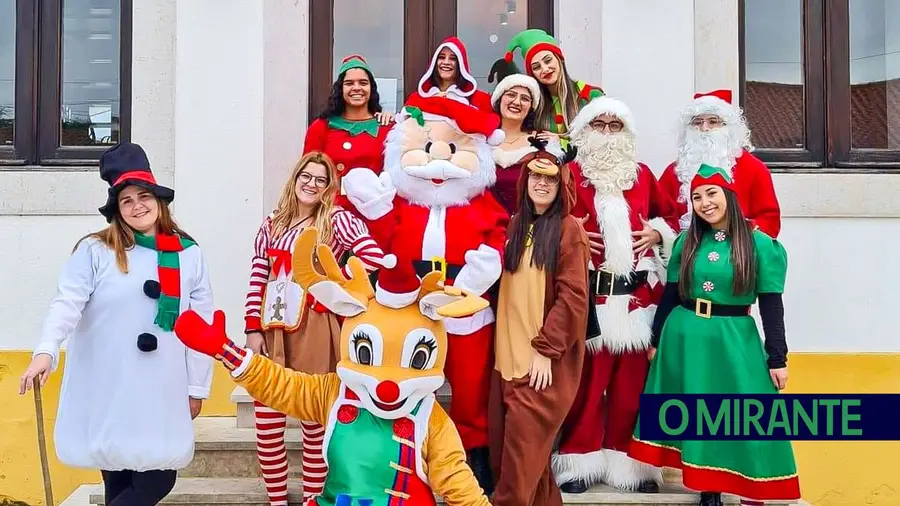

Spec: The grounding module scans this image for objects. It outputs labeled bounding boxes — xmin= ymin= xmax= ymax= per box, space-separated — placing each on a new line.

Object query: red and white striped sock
xmin=255 ymin=401 xmax=289 ymax=506
xmin=300 ymin=420 xmax=328 ymax=500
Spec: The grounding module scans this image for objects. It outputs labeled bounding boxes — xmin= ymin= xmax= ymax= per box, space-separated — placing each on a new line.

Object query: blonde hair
xmin=74 ymin=198 xmax=191 ymax=274
xmin=270 ymin=151 xmax=338 ymax=244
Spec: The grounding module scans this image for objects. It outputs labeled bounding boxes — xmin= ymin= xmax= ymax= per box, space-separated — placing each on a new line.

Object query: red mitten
xmin=174 ymin=309 xmax=232 ymax=357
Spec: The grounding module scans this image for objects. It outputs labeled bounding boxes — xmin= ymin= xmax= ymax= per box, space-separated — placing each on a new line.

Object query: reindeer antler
xmin=292 ymin=227 xmax=373 ymax=316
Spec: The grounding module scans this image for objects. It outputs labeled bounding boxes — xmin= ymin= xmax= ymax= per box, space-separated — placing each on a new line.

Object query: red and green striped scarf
xmin=134 ymin=232 xmax=197 ymax=331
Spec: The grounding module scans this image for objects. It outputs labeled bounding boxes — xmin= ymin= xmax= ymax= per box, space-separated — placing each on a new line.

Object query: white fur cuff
xmin=647 ymin=217 xmax=678 ymax=265
xmin=453 ymin=245 xmax=502 ymax=296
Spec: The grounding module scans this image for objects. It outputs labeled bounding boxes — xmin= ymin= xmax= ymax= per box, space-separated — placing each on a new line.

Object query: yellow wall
xmin=0 ymin=351 xmax=898 ymax=505
xmin=0 ymin=351 xmax=236 ymax=506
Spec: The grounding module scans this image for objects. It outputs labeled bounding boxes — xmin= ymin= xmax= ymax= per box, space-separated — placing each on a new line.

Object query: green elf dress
xmin=628 ymin=165 xmax=801 ymax=502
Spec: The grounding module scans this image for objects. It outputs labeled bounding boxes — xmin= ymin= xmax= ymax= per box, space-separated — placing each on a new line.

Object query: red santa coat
xmin=303 ymin=117 xmax=391 ymax=216
xmin=659 ymin=149 xmax=782 ymax=237
xmin=570 ymin=162 xmax=679 ymax=354
xmin=365 ymin=193 xmax=509 ymax=335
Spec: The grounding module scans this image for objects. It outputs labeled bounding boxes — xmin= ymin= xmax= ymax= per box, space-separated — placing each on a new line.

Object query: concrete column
xmin=555 ymin=0 xmax=604 ymax=87
xmin=693 ymin=0 xmax=740 ymax=98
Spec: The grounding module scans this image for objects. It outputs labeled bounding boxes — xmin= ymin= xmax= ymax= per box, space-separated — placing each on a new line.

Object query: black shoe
xmin=467 ymin=447 xmax=494 ymax=496
xmin=636 ymin=480 xmax=659 ymax=493
xmin=560 ymin=480 xmax=589 ymax=494
xmin=699 ymin=492 xmax=723 ymax=506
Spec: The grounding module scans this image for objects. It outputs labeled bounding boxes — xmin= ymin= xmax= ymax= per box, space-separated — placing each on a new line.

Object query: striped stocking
xmin=300 ymin=420 xmax=328 ymax=500
xmin=255 ymin=401 xmax=289 ymax=506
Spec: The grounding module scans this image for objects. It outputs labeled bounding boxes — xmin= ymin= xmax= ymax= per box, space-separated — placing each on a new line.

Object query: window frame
xmin=739 ymin=0 xmax=900 ymax=169
xmin=308 ymin=0 xmax=553 ymax=121
xmin=0 ymin=0 xmax=133 ymax=167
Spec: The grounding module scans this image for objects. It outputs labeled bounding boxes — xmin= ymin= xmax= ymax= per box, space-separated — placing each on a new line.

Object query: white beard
xmin=674 ymin=127 xmax=743 ymax=229
xmin=571 ymin=130 xmax=639 ymax=195
xmin=383 ymin=125 xmax=497 ymax=208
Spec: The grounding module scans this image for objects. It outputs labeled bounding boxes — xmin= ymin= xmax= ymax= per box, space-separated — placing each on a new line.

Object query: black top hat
xmin=97 ymin=142 xmax=174 ymax=222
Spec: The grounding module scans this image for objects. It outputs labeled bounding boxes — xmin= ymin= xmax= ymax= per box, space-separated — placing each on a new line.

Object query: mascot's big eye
xmin=400 ymin=329 xmax=439 ymax=371
xmin=448 ymin=142 xmax=457 ymax=154
xmin=424 ymin=141 xmax=433 ymax=153
xmin=348 ymin=324 xmax=384 ymax=366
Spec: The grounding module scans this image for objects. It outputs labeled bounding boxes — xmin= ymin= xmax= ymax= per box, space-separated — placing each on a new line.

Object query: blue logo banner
xmin=638 ymin=394 xmax=900 ymax=441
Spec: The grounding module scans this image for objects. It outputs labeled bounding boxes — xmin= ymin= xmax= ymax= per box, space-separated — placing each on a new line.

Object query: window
xmin=309 ymin=0 xmax=553 ymax=119
xmin=740 ymin=0 xmax=900 ymax=167
xmin=0 ymin=0 xmax=132 ymax=166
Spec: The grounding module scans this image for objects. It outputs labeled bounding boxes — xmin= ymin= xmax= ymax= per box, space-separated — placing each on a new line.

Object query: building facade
xmin=0 ymin=1 xmax=898 ymax=505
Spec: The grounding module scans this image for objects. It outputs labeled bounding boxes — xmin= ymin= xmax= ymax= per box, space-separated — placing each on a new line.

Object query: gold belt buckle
xmin=430 ymin=256 xmax=447 ymax=282
xmin=695 ymin=298 xmax=712 ymax=319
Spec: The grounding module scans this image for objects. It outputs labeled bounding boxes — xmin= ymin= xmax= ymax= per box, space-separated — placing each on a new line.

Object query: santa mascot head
xmin=385 ymin=94 xmax=505 ymax=207
xmin=568 ymin=96 xmax=640 ymax=197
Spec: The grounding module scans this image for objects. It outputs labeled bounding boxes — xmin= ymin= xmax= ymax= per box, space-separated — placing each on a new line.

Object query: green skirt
xmin=627 ymin=306 xmax=801 ymax=501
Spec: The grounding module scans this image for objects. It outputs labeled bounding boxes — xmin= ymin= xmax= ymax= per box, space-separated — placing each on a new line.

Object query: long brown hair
xmin=504 ymin=171 xmax=569 ymax=273
xmin=678 ymin=188 xmax=756 ymax=300
xmin=270 ymin=151 xmax=338 ymax=244
xmin=75 ymin=198 xmax=192 ymax=274
xmin=533 ymin=57 xmax=580 ymax=133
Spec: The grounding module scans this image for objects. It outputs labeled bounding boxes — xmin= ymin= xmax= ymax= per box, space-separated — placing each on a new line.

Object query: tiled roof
xmin=744 ymin=79 xmax=900 ymax=150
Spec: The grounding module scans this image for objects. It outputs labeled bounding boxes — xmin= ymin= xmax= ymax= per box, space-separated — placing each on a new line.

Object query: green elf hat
xmin=338 ymin=54 xmax=372 ymax=76
xmin=504 ymin=29 xmax=564 ymax=71
xmin=691 ymin=163 xmax=735 ymax=193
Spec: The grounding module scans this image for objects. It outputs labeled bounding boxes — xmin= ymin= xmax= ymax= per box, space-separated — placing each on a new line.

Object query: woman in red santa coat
xmin=414 ymin=37 xmax=494 ymax=112
xmin=304 ymin=54 xmax=393 ymax=217
xmin=552 ymin=96 xmax=680 ymax=495
xmin=657 ymin=90 xmax=781 ymax=237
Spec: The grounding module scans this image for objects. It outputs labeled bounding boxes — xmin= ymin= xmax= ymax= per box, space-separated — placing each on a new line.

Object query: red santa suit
xmin=659 ymin=90 xmax=781 ymax=236
xmin=551 ymin=97 xmax=679 ymax=493
xmin=412 ymin=37 xmax=494 ymax=113
xmin=341 ymin=92 xmax=507 ymax=493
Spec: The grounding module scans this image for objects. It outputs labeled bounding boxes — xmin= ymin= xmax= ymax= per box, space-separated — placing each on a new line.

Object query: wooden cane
xmin=33 ymin=377 xmax=55 ymax=506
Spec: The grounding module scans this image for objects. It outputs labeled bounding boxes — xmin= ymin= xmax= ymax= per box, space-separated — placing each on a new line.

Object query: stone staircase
xmin=59 ymin=386 xmax=809 ymax=506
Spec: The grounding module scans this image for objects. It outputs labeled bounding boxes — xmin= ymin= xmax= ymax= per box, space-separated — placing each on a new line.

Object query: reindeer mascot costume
xmin=173 ymin=227 xmax=492 ymax=506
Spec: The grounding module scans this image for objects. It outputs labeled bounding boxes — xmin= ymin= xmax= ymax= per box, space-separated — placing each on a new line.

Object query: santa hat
xmin=490 ymin=73 xmax=541 ymax=110
xmin=418 ymin=37 xmax=479 ymax=97
xmin=685 ymin=89 xmax=739 ymax=122
xmin=402 ymin=93 xmax=505 ymax=146
xmin=504 ymin=29 xmax=564 ymax=74
xmin=568 ymin=96 xmax=637 ymax=138
xmin=337 ymin=54 xmax=373 ymax=77
xmin=375 ymin=258 xmax=425 ymax=309
xmin=691 ymin=163 xmax=736 ymax=193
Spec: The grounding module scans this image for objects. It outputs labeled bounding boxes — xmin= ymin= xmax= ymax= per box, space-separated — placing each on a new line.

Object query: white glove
xmin=343 ymin=168 xmax=396 ymax=220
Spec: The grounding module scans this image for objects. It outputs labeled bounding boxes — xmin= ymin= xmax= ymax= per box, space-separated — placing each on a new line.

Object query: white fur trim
xmin=487 ymin=129 xmax=506 ymax=146
xmin=587 ymin=300 xmax=655 ymax=355
xmin=422 ymin=206 xmax=447 ymax=260
xmin=375 ymin=282 xmax=419 ymax=309
xmin=442 ymin=308 xmax=494 ymax=334
xmin=380 ymin=254 xmax=397 ymax=269
xmin=490 ymin=74 xmax=541 ymax=109
xmin=569 ymin=96 xmax=637 ymax=138
xmin=308 ymin=281 xmax=368 ymax=317
xmin=552 ymin=450 xmax=607 ymax=486
xmin=594 ymin=193 xmax=634 ymax=275
xmin=646 ymin=217 xmax=677 ymax=266
xmin=601 ymin=449 xmax=663 ymax=490
xmin=453 ymin=244 xmax=502 ymax=296
xmin=690 ymin=95 xmax=733 ymax=120
xmin=544 ymin=136 xmax=564 ymax=159
xmin=230 ymin=348 xmax=254 ymax=378
xmin=492 ymin=145 xmax=537 ymax=168
xmin=411 ymin=394 xmax=436 ymax=483
xmin=417 ymin=41 xmax=477 ymax=98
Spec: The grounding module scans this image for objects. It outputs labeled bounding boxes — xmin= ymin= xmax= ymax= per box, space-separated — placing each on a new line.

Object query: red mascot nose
xmin=376 ymin=380 xmax=400 ymax=403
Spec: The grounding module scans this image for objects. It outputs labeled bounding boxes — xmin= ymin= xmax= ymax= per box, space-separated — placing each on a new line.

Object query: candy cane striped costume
xmin=244 ymin=206 xmax=394 ymax=506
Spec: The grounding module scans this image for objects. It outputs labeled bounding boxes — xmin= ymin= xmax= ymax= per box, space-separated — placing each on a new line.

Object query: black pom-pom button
xmin=137 ymin=333 xmax=158 ymax=352
xmin=143 ymin=280 xmax=161 ymax=299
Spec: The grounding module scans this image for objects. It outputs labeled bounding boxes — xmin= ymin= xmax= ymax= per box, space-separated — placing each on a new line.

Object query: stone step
xmin=181 ymin=416 xmax=303 ymax=478
xmin=84 ymin=477 xmax=806 ymax=506
xmin=232 ymin=384 xmax=453 ymax=429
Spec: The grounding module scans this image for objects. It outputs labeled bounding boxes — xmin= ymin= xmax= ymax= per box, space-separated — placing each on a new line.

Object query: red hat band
xmin=114 ymin=170 xmax=159 ymax=187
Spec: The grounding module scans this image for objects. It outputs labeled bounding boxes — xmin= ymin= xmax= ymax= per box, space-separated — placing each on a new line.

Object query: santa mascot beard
xmin=570 ymin=129 xmax=639 ymax=194
xmin=383 ymin=123 xmax=497 ymax=207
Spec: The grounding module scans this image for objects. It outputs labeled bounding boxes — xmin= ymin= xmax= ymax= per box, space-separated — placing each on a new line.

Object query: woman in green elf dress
xmin=627 ymin=164 xmax=801 ymax=506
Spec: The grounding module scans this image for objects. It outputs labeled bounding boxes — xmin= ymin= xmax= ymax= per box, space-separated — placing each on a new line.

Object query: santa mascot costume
xmin=659 ymin=90 xmax=782 ymax=236
xmin=342 ymin=93 xmax=509 ymax=494
xmin=552 ymin=96 xmax=680 ymax=494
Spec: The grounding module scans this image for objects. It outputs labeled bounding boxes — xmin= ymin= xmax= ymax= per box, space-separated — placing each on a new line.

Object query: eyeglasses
xmin=691 ymin=116 xmax=724 ymax=128
xmin=298 ymin=172 xmax=329 ymax=189
xmin=529 ymin=172 xmax=559 ymax=186
xmin=589 ymin=119 xmax=624 ymax=132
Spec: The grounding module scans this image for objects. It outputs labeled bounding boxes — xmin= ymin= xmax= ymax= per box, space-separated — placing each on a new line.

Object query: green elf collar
xmin=134 ymin=232 xmax=197 ymax=331
xmin=327 ymin=116 xmax=380 ymax=137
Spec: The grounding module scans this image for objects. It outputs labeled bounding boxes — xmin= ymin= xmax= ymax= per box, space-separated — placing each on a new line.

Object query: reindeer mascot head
xmin=173 ymin=227 xmax=492 ymax=506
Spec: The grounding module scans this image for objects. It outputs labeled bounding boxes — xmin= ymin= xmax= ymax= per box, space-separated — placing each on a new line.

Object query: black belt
xmin=589 ymin=270 xmax=648 ymax=297
xmin=413 ymin=259 xmax=463 ymax=280
xmin=682 ymin=298 xmax=751 ymax=318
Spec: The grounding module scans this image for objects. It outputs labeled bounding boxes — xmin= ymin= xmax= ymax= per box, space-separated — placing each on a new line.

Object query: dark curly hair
xmin=317 ymin=68 xmax=383 ymax=120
